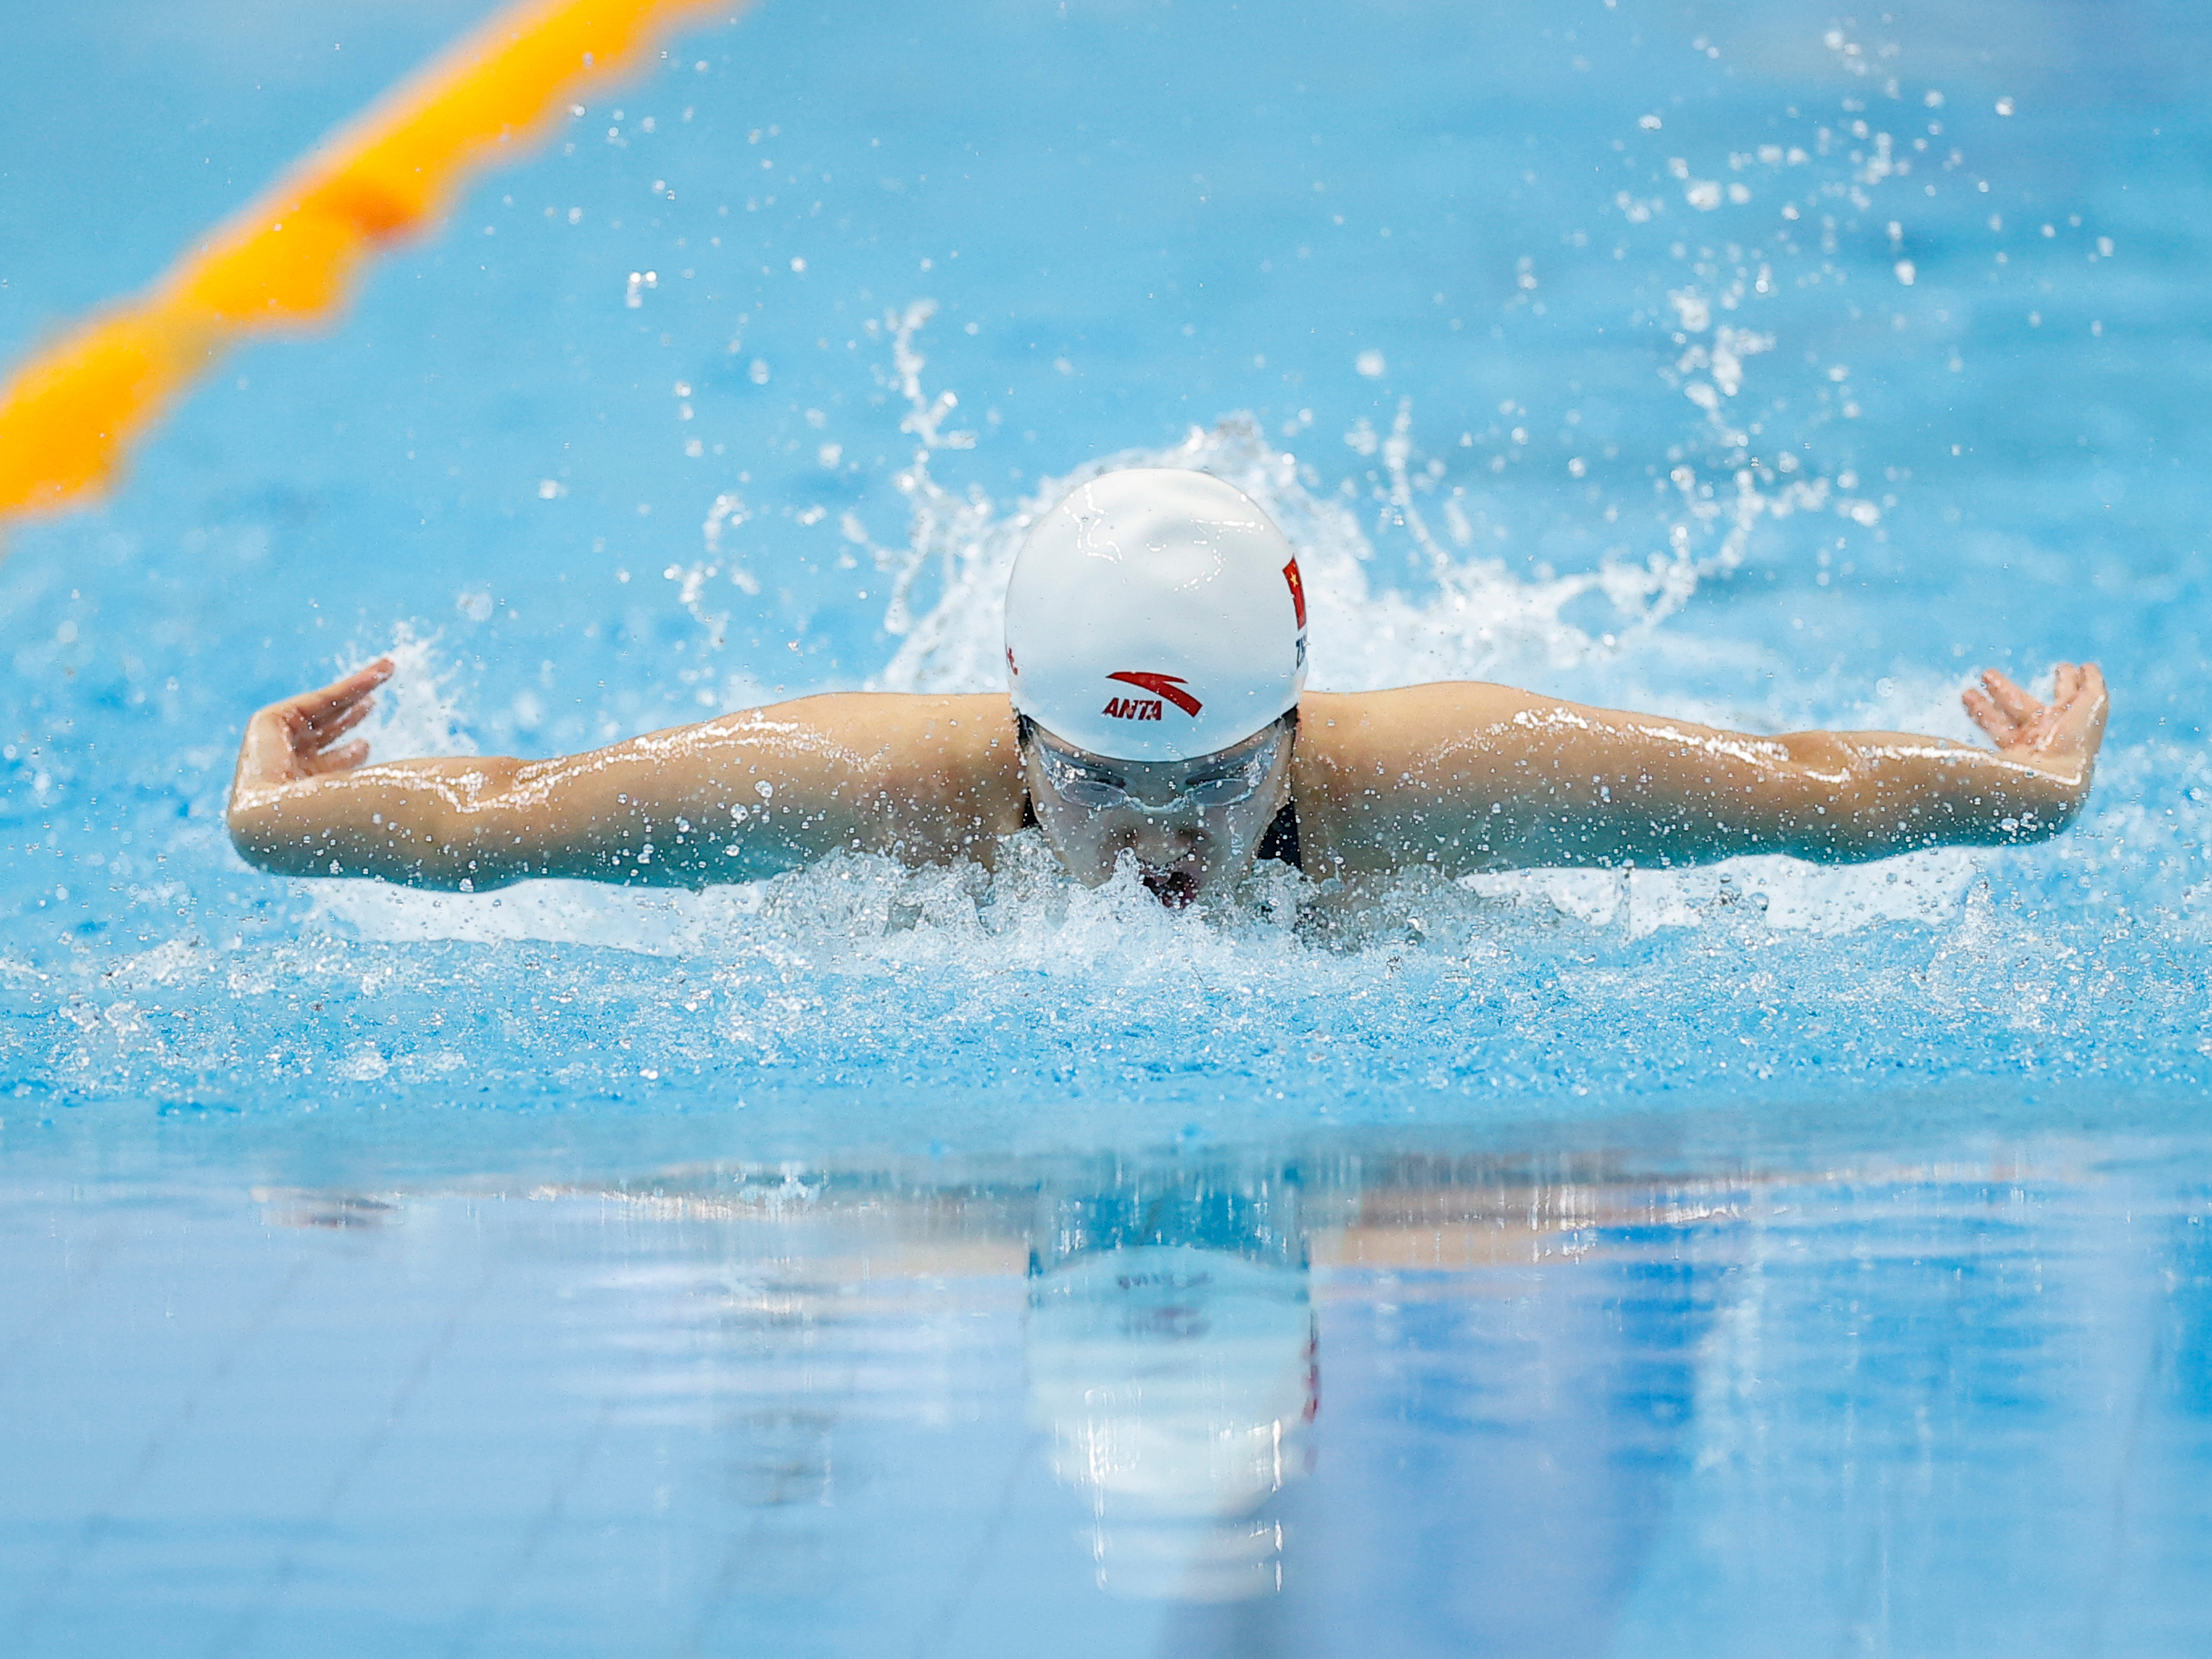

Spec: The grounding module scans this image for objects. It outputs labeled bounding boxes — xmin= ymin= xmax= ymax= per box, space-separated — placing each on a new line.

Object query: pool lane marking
xmin=0 ymin=0 xmax=744 ymax=538
xmin=200 ymin=1257 xmax=499 ymax=1659
xmin=438 ymin=1389 xmax=626 ymax=1659
xmin=0 ymin=1213 xmax=126 ymax=1397
xmin=6 ymin=1248 xmax=319 ymax=1645
xmin=440 ymin=1219 xmax=676 ymax=1659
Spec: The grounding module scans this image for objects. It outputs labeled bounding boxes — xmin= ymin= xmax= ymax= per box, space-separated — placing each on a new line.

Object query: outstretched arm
xmin=1299 ymin=664 xmax=2108 ymax=875
xmin=226 ymin=660 xmax=1025 ymax=888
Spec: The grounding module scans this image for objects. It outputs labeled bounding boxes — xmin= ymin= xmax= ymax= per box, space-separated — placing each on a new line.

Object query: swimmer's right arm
xmin=226 ymin=661 xmax=1025 ymax=888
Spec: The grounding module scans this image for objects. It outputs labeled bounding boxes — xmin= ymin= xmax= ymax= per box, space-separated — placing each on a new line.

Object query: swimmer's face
xmin=1020 ymin=715 xmax=1295 ymax=908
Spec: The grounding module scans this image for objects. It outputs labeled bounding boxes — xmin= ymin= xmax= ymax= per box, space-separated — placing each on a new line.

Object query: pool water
xmin=12 ymin=1146 xmax=2212 ymax=1655
xmin=2 ymin=0 xmax=2210 ymax=1651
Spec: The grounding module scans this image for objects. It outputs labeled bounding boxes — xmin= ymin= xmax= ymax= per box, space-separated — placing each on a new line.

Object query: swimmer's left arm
xmin=1299 ymin=664 xmax=2108 ymax=874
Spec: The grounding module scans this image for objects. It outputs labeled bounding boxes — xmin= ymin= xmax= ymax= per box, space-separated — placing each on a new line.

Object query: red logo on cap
xmin=1106 ymin=672 xmax=1202 ymax=717
xmin=1282 ymin=558 xmax=1307 ymax=629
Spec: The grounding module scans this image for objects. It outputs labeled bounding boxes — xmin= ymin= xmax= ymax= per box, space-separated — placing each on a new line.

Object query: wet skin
xmin=228 ymin=660 xmax=2110 ymax=901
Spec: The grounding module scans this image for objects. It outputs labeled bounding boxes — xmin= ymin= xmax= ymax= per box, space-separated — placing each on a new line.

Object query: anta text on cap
xmin=1005 ymin=470 xmax=1307 ymax=762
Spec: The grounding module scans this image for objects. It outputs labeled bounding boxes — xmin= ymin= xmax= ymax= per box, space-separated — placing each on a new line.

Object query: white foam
xmin=313 ymin=877 xmax=764 ymax=958
xmin=309 ymin=820 xmax=1977 ymax=966
xmin=1464 ymin=850 xmax=1977 ymax=939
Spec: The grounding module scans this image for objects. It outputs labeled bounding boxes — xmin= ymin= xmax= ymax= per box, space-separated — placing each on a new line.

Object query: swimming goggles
xmin=1029 ymin=725 xmax=1286 ymax=814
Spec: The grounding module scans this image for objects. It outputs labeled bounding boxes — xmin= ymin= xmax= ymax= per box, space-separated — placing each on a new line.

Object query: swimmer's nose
xmin=1118 ymin=820 xmax=1207 ymax=863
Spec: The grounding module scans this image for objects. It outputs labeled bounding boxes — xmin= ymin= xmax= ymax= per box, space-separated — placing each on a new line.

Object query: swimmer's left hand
xmin=1962 ymin=661 xmax=2108 ymax=783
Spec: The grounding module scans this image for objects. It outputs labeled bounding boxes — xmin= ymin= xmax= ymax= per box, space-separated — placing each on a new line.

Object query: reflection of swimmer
xmin=1025 ymin=1167 xmax=1315 ymax=1600
xmin=1027 ymin=1244 xmax=1315 ymax=1601
xmin=229 ymin=470 xmax=2107 ymax=908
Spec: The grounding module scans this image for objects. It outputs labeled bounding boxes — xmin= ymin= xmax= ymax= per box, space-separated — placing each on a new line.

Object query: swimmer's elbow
xmin=226 ymin=805 xmax=279 ymax=872
xmin=225 ymin=780 xmax=498 ymax=887
xmin=226 ymin=788 xmax=311 ymax=875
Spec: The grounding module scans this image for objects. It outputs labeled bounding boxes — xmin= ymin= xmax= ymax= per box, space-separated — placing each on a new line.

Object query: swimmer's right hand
xmin=232 ymin=657 xmax=394 ymax=797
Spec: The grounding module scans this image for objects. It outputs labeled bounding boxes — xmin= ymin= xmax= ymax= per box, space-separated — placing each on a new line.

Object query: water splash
xmin=350 ymin=622 xmax=475 ymax=762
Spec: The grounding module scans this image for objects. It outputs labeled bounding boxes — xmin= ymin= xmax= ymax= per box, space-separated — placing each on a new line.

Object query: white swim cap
xmin=1005 ymin=469 xmax=1308 ymax=761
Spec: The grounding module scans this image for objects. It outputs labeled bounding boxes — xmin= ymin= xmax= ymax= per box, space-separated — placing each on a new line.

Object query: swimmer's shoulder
xmin=1295 ymin=683 xmax=1531 ymax=773
xmin=667 ymin=690 xmax=1026 ymax=863
xmin=802 ymin=689 xmax=1025 ymax=825
xmin=692 ymin=690 xmax=1016 ymax=769
xmin=858 ymin=693 xmax=1029 ymax=855
xmin=1293 ymin=684 xmax=1531 ymax=871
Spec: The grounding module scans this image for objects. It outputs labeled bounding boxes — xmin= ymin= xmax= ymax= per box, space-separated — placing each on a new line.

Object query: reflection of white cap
xmin=1026 ymin=1245 xmax=1315 ymax=1600
xmin=1005 ymin=470 xmax=1308 ymax=762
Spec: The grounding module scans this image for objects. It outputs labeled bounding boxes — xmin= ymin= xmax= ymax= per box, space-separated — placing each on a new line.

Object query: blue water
xmin=3 ymin=0 xmax=2210 ymax=1650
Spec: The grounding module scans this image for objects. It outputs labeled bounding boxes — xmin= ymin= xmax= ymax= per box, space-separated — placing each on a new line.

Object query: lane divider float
xmin=0 ymin=0 xmax=742 ymax=540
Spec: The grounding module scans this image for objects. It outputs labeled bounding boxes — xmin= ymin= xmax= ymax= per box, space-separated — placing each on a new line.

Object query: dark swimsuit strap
xmin=1255 ymin=799 xmax=1301 ymax=871
xmin=1017 ymin=793 xmax=1303 ymax=873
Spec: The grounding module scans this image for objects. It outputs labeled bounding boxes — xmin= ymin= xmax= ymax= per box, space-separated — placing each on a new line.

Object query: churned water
xmin=2 ymin=0 xmax=2210 ymax=1652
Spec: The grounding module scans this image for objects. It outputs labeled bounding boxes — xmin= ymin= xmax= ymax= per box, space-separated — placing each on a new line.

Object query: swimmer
xmin=228 ymin=469 xmax=2108 ymax=908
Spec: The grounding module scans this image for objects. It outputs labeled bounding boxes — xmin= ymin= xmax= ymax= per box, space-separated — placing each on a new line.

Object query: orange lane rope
xmin=0 ymin=0 xmax=741 ymax=536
